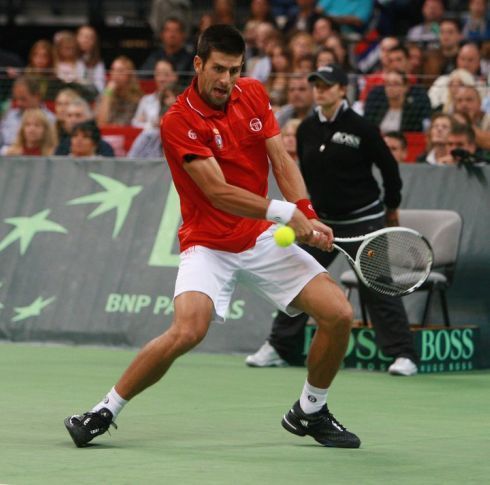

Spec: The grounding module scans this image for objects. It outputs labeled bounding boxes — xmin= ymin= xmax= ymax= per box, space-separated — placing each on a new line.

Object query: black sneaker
xmin=281 ymin=400 xmax=360 ymax=448
xmin=64 ymin=408 xmax=117 ymax=447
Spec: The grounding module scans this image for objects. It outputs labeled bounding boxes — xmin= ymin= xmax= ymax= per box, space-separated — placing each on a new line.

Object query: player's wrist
xmin=296 ymin=199 xmax=319 ymax=219
xmin=266 ymin=199 xmax=296 ymax=224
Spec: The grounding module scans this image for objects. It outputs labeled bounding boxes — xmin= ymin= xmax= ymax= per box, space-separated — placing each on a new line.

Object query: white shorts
xmin=174 ymin=226 xmax=326 ymax=322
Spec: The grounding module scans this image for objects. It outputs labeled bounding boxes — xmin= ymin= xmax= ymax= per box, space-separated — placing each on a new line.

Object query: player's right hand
xmin=288 ymin=210 xmax=333 ymax=252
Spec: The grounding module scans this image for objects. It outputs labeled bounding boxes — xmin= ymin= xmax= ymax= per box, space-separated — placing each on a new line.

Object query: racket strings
xmin=358 ymin=232 xmax=432 ymax=296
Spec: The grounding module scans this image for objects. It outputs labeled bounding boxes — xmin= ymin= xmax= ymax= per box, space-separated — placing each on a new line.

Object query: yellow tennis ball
xmin=274 ymin=226 xmax=295 ymax=247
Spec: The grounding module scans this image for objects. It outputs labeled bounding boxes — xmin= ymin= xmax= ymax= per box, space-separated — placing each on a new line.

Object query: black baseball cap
xmin=308 ymin=64 xmax=348 ymax=86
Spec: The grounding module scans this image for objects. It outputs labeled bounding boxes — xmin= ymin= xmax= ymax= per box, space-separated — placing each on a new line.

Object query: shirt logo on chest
xmin=331 ymin=131 xmax=361 ymax=148
xmin=249 ymin=118 xmax=263 ymax=132
xmin=188 ymin=129 xmax=197 ymax=140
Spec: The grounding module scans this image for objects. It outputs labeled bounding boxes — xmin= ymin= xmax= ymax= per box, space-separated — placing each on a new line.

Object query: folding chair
xmin=340 ymin=209 xmax=463 ymax=326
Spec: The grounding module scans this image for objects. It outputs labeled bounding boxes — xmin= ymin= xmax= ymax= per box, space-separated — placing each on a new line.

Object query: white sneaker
xmin=245 ymin=341 xmax=288 ymax=367
xmin=388 ymin=357 xmax=418 ymax=376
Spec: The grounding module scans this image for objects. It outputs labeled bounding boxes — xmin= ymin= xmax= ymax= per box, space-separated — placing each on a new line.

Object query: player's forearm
xmin=207 ymin=182 xmax=270 ymax=219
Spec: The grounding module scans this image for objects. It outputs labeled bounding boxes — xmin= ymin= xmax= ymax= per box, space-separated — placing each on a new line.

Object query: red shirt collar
xmin=185 ymin=77 xmax=242 ymax=119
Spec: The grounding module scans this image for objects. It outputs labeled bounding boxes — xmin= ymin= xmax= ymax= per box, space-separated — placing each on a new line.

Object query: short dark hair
xmin=388 ymin=44 xmax=409 ymax=59
xmin=450 ymin=122 xmax=476 ymax=144
xmin=196 ymin=24 xmax=245 ymax=64
xmin=440 ymin=17 xmax=462 ymax=32
xmin=384 ymin=131 xmax=407 ymax=149
xmin=71 ymin=120 xmax=101 ymax=144
xmin=14 ymin=76 xmax=42 ymax=96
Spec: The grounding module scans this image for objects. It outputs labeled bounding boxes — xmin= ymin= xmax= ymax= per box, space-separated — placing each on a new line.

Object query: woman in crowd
xmin=96 ymin=56 xmax=142 ymax=126
xmin=364 ymin=69 xmax=432 ymax=132
xmin=3 ymin=108 xmax=57 ymax=156
xmin=53 ymin=88 xmax=82 ymax=140
xmin=24 ymin=40 xmax=60 ymax=99
xmin=76 ymin=25 xmax=106 ymax=94
xmin=128 ymin=86 xmax=179 ymax=159
xmin=428 ymin=68 xmax=477 ymax=113
xmin=53 ymin=30 xmax=80 ymax=84
xmin=264 ymin=43 xmax=291 ymax=107
xmin=416 ymin=113 xmax=454 ymax=164
xmin=69 ymin=120 xmax=101 ymax=157
xmin=131 ymin=60 xmax=177 ymax=130
xmin=281 ymin=118 xmax=301 ymax=162
xmin=287 ymin=31 xmax=316 ymax=72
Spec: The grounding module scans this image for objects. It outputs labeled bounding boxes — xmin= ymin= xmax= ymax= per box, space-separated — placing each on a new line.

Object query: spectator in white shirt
xmin=131 ymin=60 xmax=178 ymax=131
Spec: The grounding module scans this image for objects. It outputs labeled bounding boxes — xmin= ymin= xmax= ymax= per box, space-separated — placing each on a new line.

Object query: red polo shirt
xmin=161 ymin=77 xmax=280 ymax=253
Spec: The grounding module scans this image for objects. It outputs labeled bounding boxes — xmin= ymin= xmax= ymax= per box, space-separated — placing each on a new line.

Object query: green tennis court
xmin=1 ymin=342 xmax=488 ymax=485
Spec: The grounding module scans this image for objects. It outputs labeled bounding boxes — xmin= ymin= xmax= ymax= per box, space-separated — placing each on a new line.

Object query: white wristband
xmin=266 ymin=199 xmax=296 ymax=225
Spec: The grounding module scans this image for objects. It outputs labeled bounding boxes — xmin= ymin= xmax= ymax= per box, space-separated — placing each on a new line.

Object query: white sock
xmin=91 ymin=387 xmax=127 ymax=420
xmin=299 ymin=380 xmax=328 ymax=414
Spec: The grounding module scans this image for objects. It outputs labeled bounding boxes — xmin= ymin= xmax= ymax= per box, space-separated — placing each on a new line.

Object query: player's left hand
xmin=307 ymin=220 xmax=334 ymax=252
xmin=385 ymin=208 xmax=399 ymax=227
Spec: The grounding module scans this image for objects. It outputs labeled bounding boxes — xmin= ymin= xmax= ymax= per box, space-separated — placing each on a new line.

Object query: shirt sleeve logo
xmin=187 ymin=129 xmax=198 ymax=140
xmin=249 ymin=118 xmax=263 ymax=132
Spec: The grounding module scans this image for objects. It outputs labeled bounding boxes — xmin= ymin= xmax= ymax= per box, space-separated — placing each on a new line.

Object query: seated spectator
xmin=324 ymin=32 xmax=352 ymax=73
xmin=416 ymin=113 xmax=453 ymax=164
xmin=23 ymin=40 xmax=61 ymax=100
xmin=453 ymin=85 xmax=490 ymax=150
xmin=429 ymin=68 xmax=479 ymax=113
xmin=53 ymin=30 xmax=80 ymax=84
xmin=462 ymin=0 xmax=490 ymax=42
xmin=211 ymin=0 xmax=235 ymax=26
xmin=140 ymin=17 xmax=194 ymax=79
xmin=247 ymin=0 xmax=277 ymax=26
xmin=264 ymin=43 xmax=292 ymax=106
xmin=3 ymin=108 xmax=57 ymax=156
xmin=383 ymin=131 xmax=408 ymax=163
xmin=288 ymin=31 xmax=316 ymax=72
xmin=132 ymin=60 xmax=178 ymax=130
xmin=56 ymin=98 xmax=114 ymax=156
xmin=364 ymin=69 xmax=432 ymax=133
xmin=406 ymin=0 xmax=445 ymax=47
xmin=53 ymin=87 xmax=82 ymax=139
xmin=76 ymin=25 xmax=106 ymax=94
xmin=422 ymin=18 xmax=463 ymax=86
xmin=96 ymin=56 xmax=143 ymax=126
xmin=275 ymin=74 xmax=315 ymax=127
xmin=249 ymin=23 xmax=282 ymax=81
xmin=407 ymin=43 xmax=424 ymax=79
xmin=69 ymin=120 xmax=102 ymax=158
xmin=443 ymin=122 xmax=480 ymax=165
xmin=242 ymin=19 xmax=261 ymax=70
xmin=282 ymin=0 xmax=322 ymax=35
xmin=317 ymin=0 xmax=374 ymax=35
xmin=128 ymin=87 xmax=178 ymax=159
xmin=312 ymin=16 xmax=338 ymax=48
xmin=0 ymin=76 xmax=56 ymax=149
xmin=295 ymin=53 xmax=315 ymax=74
xmin=315 ymin=46 xmax=338 ymax=69
xmin=358 ymin=36 xmax=400 ymax=102
xmin=281 ymin=118 xmax=301 ymax=162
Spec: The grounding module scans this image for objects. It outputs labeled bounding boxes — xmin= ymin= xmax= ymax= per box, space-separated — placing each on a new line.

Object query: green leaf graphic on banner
xmin=0 ymin=210 xmax=67 ymax=255
xmin=12 ymin=296 xmax=56 ymax=322
xmin=67 ymin=173 xmax=142 ymax=238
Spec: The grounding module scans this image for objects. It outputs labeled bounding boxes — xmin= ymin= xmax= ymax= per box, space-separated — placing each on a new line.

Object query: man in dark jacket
xmin=246 ymin=64 xmax=418 ymax=376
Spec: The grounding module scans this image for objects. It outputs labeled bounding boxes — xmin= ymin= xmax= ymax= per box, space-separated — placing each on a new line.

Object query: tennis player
xmin=64 ymin=24 xmax=360 ymax=449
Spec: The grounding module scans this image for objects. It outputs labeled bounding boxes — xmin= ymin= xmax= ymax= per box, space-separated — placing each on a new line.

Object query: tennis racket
xmin=329 ymin=227 xmax=433 ymax=297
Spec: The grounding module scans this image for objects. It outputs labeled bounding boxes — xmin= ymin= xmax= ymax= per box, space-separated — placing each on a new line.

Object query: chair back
xmin=399 ymin=209 xmax=463 ymax=273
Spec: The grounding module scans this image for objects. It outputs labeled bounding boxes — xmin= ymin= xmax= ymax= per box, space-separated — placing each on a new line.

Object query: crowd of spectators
xmin=0 ymin=0 xmax=490 ymax=164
